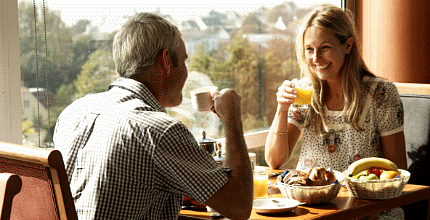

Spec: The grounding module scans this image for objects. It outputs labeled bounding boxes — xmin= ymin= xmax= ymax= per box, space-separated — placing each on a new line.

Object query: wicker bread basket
xmin=276 ymin=170 xmax=345 ymax=205
xmin=344 ymin=169 xmax=410 ymax=200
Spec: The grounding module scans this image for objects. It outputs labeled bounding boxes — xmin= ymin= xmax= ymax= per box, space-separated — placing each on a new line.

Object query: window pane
xmin=19 ymin=0 xmax=341 ymax=147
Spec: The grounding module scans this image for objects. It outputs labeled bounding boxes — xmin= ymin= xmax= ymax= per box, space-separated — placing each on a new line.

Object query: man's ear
xmin=161 ymin=48 xmax=172 ymax=74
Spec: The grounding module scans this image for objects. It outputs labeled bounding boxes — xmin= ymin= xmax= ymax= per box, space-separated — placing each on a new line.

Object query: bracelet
xmin=271 ymin=130 xmax=288 ymax=135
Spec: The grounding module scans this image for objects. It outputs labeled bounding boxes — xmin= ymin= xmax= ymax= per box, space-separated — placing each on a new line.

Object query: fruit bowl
xmin=344 ymin=169 xmax=410 ymax=200
xmin=275 ymin=170 xmax=344 ymax=205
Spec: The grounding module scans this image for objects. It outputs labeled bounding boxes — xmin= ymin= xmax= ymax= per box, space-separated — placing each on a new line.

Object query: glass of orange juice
xmin=292 ymin=78 xmax=312 ymax=106
xmin=253 ymin=166 xmax=268 ymax=199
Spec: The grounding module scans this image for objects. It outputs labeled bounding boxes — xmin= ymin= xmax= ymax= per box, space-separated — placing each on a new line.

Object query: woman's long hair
xmin=295 ymin=4 xmax=375 ymax=135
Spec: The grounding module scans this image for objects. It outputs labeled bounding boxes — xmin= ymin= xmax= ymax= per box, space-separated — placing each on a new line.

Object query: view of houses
xmin=20 ymin=1 xmax=316 ymax=147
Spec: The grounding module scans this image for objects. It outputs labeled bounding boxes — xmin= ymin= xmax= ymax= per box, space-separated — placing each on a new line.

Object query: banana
xmin=347 ymin=157 xmax=398 ymax=177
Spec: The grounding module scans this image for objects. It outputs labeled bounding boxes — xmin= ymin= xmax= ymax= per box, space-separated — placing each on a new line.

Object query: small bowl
xmin=275 ymin=170 xmax=344 ymax=205
xmin=344 ymin=169 xmax=410 ymax=200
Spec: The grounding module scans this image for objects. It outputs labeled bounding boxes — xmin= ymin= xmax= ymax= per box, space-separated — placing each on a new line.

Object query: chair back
xmin=0 ymin=142 xmax=77 ymax=220
xmin=0 ymin=173 xmax=21 ymax=220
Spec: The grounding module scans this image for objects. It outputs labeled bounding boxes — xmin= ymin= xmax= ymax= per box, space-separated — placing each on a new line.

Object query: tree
xmin=266 ymin=4 xmax=290 ymax=24
xmin=187 ymin=32 xmax=268 ymax=132
xmin=19 ymin=1 xmax=74 ymax=92
xmin=264 ymin=37 xmax=300 ymax=123
xmin=22 ymin=120 xmax=36 ymax=139
xmin=73 ymin=48 xmax=117 ymax=99
xmin=240 ymin=13 xmax=265 ymax=34
xmin=188 ymin=44 xmax=232 ymax=89
xmin=70 ymin=19 xmax=91 ymax=36
xmin=189 ymin=45 xmax=212 ymax=73
xmin=18 ymin=1 xmax=118 ymax=146
xmin=70 ymin=35 xmax=98 ymax=83
xmin=227 ymin=32 xmax=265 ymax=131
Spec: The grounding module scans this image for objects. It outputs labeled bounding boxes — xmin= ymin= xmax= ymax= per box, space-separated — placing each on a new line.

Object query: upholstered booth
xmin=396 ymin=83 xmax=430 ymax=219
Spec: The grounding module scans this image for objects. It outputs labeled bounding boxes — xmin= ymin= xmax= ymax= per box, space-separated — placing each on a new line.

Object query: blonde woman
xmin=265 ymin=5 xmax=407 ymax=219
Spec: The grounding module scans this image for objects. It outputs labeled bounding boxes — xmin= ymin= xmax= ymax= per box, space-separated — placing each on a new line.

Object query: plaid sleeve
xmin=153 ymin=122 xmax=231 ymax=203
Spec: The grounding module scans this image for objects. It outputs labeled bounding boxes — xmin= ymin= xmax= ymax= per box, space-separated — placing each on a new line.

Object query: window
xmin=24 ymin=100 xmax=30 ymax=108
xmin=15 ymin=0 xmax=341 ymax=148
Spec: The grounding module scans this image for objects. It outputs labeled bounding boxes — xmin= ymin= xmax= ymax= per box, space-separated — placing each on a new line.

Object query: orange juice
xmin=293 ymin=87 xmax=312 ymax=105
xmin=253 ymin=178 xmax=268 ymax=199
xmin=253 ymin=167 xmax=268 ymax=199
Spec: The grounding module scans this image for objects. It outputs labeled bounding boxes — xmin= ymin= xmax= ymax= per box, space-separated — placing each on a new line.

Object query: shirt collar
xmin=107 ymin=77 xmax=165 ymax=112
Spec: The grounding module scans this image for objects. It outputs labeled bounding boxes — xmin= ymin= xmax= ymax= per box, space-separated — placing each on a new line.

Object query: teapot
xmin=197 ymin=130 xmax=216 ymax=156
xmin=197 ymin=130 xmax=226 ymax=165
xmin=213 ymin=144 xmax=226 ymax=166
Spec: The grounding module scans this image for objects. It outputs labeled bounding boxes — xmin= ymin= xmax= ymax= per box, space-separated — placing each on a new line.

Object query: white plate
xmin=253 ymin=198 xmax=300 ymax=214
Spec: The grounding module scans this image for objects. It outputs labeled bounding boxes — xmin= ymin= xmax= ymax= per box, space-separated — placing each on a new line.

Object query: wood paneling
xmin=353 ymin=0 xmax=430 ymax=84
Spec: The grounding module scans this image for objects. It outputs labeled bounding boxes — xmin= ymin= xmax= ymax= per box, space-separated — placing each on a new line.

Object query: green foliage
xmin=227 ymin=32 xmax=258 ymax=65
xmin=187 ymin=32 xmax=268 ymax=133
xmin=188 ymin=44 xmax=232 ymax=89
xmin=186 ymin=30 xmax=303 ymax=133
xmin=227 ymin=32 xmax=261 ymax=128
xmin=241 ymin=13 xmax=266 ymax=34
xmin=70 ymin=35 xmax=97 ymax=82
xmin=186 ymin=28 xmax=306 ymax=133
xmin=189 ymin=45 xmax=212 ymax=73
xmin=18 ymin=0 xmax=306 ymax=144
xmin=241 ymin=113 xmax=268 ymax=133
xmin=19 ymin=1 xmax=74 ymax=92
xmin=266 ymin=4 xmax=295 ymax=25
xmin=18 ymin=1 xmax=116 ymax=145
xmin=70 ymin=19 xmax=91 ymax=36
xmin=73 ymin=49 xmax=117 ymax=99
xmin=265 ymin=36 xmax=299 ymax=79
xmin=22 ymin=120 xmax=36 ymax=138
xmin=264 ymin=37 xmax=300 ymax=123
xmin=55 ymin=83 xmax=76 ymax=107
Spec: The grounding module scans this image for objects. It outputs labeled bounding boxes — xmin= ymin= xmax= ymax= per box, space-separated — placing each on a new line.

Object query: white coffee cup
xmin=190 ymin=86 xmax=218 ymax=113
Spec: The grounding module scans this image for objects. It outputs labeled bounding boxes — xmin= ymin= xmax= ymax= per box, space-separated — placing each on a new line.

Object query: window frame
xmin=0 ymin=0 xmax=22 ymax=144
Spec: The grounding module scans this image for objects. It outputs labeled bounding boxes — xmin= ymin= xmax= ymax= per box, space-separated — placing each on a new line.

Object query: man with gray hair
xmin=54 ymin=13 xmax=253 ymax=219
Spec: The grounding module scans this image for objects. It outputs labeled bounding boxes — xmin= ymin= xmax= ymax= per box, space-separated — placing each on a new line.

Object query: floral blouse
xmin=289 ymin=76 xmax=404 ymax=172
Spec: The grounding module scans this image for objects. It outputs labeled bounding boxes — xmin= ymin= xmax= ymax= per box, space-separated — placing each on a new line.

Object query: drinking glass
xmin=292 ymin=77 xmax=312 ymax=107
xmin=253 ymin=166 xmax=268 ymax=199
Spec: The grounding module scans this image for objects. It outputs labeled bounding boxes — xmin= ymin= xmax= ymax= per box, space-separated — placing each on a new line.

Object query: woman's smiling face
xmin=304 ymin=26 xmax=353 ymax=82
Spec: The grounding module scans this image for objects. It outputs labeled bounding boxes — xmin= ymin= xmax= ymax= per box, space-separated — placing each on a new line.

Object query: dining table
xmin=178 ymin=169 xmax=430 ymax=220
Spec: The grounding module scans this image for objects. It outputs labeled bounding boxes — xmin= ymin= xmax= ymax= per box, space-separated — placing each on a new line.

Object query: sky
xmin=40 ymin=0 xmax=341 ymax=27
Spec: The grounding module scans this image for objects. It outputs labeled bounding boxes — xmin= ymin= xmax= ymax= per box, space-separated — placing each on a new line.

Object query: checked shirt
xmin=54 ymin=77 xmax=230 ymax=220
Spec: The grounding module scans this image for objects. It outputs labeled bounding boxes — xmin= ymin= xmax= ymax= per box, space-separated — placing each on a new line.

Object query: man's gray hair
xmin=113 ymin=13 xmax=181 ymax=78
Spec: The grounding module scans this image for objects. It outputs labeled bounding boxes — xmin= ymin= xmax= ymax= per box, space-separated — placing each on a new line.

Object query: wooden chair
xmin=0 ymin=142 xmax=77 ymax=220
xmin=0 ymin=173 xmax=21 ymax=220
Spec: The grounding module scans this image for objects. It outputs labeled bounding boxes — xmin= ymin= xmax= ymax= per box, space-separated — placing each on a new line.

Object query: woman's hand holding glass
xmin=276 ymin=80 xmax=297 ymax=111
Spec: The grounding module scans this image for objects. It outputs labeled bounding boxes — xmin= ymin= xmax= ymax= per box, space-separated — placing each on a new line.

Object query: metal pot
xmin=213 ymin=145 xmax=226 ymax=166
xmin=197 ymin=130 xmax=216 ymax=156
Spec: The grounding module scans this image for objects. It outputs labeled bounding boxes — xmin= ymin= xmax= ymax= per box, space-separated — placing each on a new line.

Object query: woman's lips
xmin=315 ymin=63 xmax=330 ymax=70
